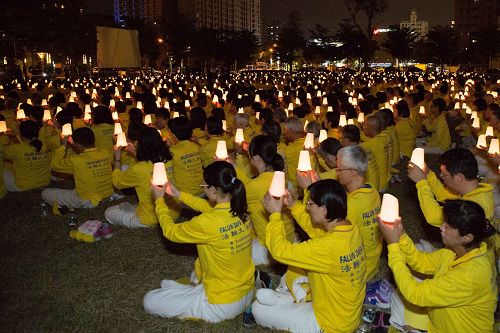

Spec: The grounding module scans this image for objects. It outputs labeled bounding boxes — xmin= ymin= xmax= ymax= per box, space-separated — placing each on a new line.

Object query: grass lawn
xmin=0 ymin=155 xmax=495 ymax=332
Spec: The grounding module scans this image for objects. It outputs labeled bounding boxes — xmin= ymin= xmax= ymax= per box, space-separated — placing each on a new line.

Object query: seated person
xmin=380 ymin=200 xmax=497 ymax=333
xmin=42 ymin=127 xmax=113 ymax=209
xmin=145 ymin=161 xmax=254 ymax=322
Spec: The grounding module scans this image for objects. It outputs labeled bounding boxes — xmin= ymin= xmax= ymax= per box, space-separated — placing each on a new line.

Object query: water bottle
xmin=40 ymin=201 xmax=49 ymax=217
xmin=356 ymin=304 xmax=377 ymax=333
xmin=68 ymin=214 xmax=78 ymax=229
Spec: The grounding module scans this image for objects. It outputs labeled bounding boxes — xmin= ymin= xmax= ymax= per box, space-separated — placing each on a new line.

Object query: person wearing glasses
xmin=252 ymin=179 xmax=366 ymax=333
xmin=380 ymin=200 xmax=497 ymax=333
xmin=407 ymin=148 xmax=494 ymax=227
xmin=145 ymin=161 xmax=254 ymax=322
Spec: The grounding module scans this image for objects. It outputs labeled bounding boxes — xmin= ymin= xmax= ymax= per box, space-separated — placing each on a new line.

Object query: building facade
xmin=178 ymin=0 xmax=261 ymax=42
xmin=400 ymin=9 xmax=428 ymax=40
xmin=114 ymin=0 xmax=177 ymax=24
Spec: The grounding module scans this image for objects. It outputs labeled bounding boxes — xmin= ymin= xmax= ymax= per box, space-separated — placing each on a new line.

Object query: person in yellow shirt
xmin=336 ymin=145 xmax=382 ymax=281
xmin=3 ymin=120 xmax=50 ymax=191
xmin=190 ymin=107 xmax=207 ymax=142
xmin=283 ymin=117 xmax=306 ymax=190
xmin=105 ymin=127 xmax=173 ymax=228
xmin=341 ymin=124 xmax=380 ymax=190
xmin=42 ymin=127 xmax=113 ymax=209
xmin=395 ymin=100 xmax=416 ymax=159
xmin=199 ymin=116 xmax=223 ymax=168
xmin=361 ymin=115 xmax=389 ymax=191
xmin=236 ymin=134 xmax=296 ymax=266
xmin=315 ymin=138 xmax=341 ymax=180
xmin=168 ymin=116 xmax=203 ymax=196
xmin=91 ymin=106 xmax=114 ymax=158
xmin=380 ymin=200 xmax=497 ymax=333
xmin=252 ymin=179 xmax=366 ymax=333
xmin=145 ymin=161 xmax=254 ymax=322
xmin=408 ymin=148 xmax=494 ymax=227
xmin=417 ymin=98 xmax=451 ymax=154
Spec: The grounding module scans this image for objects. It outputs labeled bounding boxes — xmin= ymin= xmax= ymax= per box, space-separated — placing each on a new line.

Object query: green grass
xmin=0 ymin=154 xmax=490 ymax=332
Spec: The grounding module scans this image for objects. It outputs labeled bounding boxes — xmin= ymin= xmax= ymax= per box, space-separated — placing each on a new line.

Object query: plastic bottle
xmin=356 ymin=304 xmax=377 ymax=333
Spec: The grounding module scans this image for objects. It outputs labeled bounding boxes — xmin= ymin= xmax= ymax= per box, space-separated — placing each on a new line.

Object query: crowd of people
xmin=0 ymin=68 xmax=499 ymax=333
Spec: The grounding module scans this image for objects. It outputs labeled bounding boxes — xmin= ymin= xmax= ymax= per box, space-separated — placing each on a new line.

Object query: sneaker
xmin=94 ymin=222 xmax=113 ymax=241
xmin=242 ymin=304 xmax=256 ymax=328
xmin=255 ymin=270 xmax=272 ymax=289
xmin=365 ymin=280 xmax=393 ymax=309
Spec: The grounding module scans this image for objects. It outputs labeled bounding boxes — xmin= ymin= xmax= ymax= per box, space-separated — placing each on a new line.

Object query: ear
xmin=454 ymin=172 xmax=466 ymax=183
xmin=319 ymin=205 xmax=328 ymax=220
xmin=462 ymin=233 xmax=474 ymax=245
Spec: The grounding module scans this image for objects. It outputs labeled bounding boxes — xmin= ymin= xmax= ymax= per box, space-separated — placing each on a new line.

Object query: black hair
xmin=190 ymin=107 xmax=207 ymax=130
xmin=92 ymin=105 xmax=114 ymax=125
xmin=136 ymin=127 xmax=172 ymax=163
xmin=325 ymin=110 xmax=340 ymax=128
xmin=261 ymin=120 xmax=282 ymax=145
xmin=443 ymin=200 xmax=496 ymax=248
xmin=127 ymin=122 xmax=147 ymax=141
xmin=211 ymin=107 xmax=226 ymax=120
xmin=55 ymin=109 xmax=73 ymax=127
xmin=128 ymin=107 xmax=143 ymax=125
xmin=168 ymin=117 xmax=193 ymax=141
xmin=341 ymin=125 xmax=360 ymax=144
xmin=473 ymin=98 xmax=487 ymax=112
xmin=439 ymin=148 xmax=478 ymax=180
xmin=396 ymin=100 xmax=410 ymax=118
xmin=432 ymin=98 xmax=447 ymax=113
xmin=377 ymin=109 xmax=396 ymax=127
xmin=203 ymin=161 xmax=248 ymax=222
xmin=307 ymin=179 xmax=347 ymax=222
xmin=72 ymin=127 xmax=95 ymax=148
xmin=19 ymin=120 xmax=42 ymax=152
xmin=66 ymin=102 xmax=82 ymax=118
xmin=156 ymin=107 xmax=170 ymax=120
xmin=319 ymin=138 xmax=342 ymax=156
xmin=248 ymin=135 xmax=284 ymax=171
xmin=206 ymin=116 xmax=224 ymax=135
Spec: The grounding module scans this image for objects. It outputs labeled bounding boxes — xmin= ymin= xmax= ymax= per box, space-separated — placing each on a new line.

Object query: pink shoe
xmin=94 ymin=222 xmax=113 ymax=241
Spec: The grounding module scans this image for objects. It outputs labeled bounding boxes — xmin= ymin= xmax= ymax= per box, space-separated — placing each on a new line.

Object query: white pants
xmin=3 ymin=170 xmax=21 ymax=192
xmin=41 ymin=188 xmax=94 ymax=209
xmin=389 ymin=289 xmax=427 ymax=333
xmin=105 ymin=202 xmax=146 ymax=228
xmin=143 ymin=280 xmax=254 ymax=322
xmin=252 ymin=239 xmax=270 ymax=266
xmin=252 ymin=295 xmax=321 ymax=333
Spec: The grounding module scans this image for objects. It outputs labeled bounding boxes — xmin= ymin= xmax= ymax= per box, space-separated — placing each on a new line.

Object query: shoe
xmin=94 ymin=222 xmax=113 ymax=241
xmin=242 ymin=304 xmax=256 ymax=328
xmin=255 ymin=270 xmax=272 ymax=289
xmin=365 ymin=280 xmax=393 ymax=309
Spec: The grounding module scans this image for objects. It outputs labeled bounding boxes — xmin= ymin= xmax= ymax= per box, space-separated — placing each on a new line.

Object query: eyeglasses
xmin=439 ymin=171 xmax=452 ymax=178
xmin=199 ymin=183 xmax=210 ymax=188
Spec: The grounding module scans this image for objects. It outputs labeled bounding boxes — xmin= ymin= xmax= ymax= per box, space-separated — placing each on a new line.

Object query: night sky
xmin=84 ymin=0 xmax=455 ymax=32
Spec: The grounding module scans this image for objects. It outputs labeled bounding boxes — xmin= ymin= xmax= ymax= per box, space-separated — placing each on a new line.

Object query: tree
xmin=336 ymin=20 xmax=368 ymax=65
xmin=381 ymin=25 xmax=418 ymax=66
xmin=469 ymin=25 xmax=500 ymax=68
xmin=304 ymin=24 xmax=339 ymax=65
xmin=427 ymin=25 xmax=459 ymax=66
xmin=343 ymin=0 xmax=388 ymax=66
xmin=277 ymin=11 xmax=305 ymax=71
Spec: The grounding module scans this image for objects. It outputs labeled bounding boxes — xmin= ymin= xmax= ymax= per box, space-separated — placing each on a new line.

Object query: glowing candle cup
xmin=268 ymin=171 xmax=286 ymax=198
xmin=410 ymin=148 xmax=425 ymax=170
xmin=380 ymin=193 xmax=399 ymax=225
xmin=152 ymin=162 xmax=168 ymax=186
xmin=298 ymin=150 xmax=312 ymax=172
xmin=215 ymin=140 xmax=228 ymax=160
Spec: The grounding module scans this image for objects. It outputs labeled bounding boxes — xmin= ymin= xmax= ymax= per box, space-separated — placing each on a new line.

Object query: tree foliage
xmin=381 ymin=25 xmax=418 ymax=65
xmin=277 ymin=11 xmax=305 ymax=71
xmin=427 ymin=25 xmax=459 ymax=65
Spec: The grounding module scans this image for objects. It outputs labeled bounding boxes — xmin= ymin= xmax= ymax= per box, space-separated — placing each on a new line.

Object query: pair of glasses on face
xmin=199 ymin=183 xmax=210 ymax=188
xmin=439 ymin=171 xmax=452 ymax=179
xmin=337 ymin=168 xmax=357 ymax=173
xmin=306 ymin=201 xmax=317 ymax=208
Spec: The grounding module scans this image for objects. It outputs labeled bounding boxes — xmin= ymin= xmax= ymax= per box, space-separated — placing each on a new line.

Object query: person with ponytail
xmin=145 ymin=161 xmax=254 ymax=322
xmin=3 ymin=120 xmax=50 ymax=191
xmin=380 ymin=199 xmax=497 ymax=333
xmin=105 ymin=127 xmax=174 ymax=228
xmin=235 ymin=134 xmax=296 ymax=265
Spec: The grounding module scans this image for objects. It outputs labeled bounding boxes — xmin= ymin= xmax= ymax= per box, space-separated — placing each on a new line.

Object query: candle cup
xmin=410 ymin=148 xmax=425 ymax=170
xmin=488 ymin=138 xmax=499 ymax=155
xmin=61 ymin=123 xmax=72 ymax=137
xmin=215 ymin=140 xmax=228 ymax=160
xmin=304 ymin=133 xmax=315 ymax=149
xmin=144 ymin=114 xmax=152 ymax=125
xmin=318 ymin=130 xmax=328 ymax=143
xmin=114 ymin=123 xmax=123 ymax=135
xmin=116 ymin=132 xmax=127 ymax=148
xmin=0 ymin=121 xmax=7 ymax=133
xmin=268 ymin=171 xmax=286 ymax=198
xmin=152 ymin=162 xmax=168 ymax=186
xmin=235 ymin=129 xmax=245 ymax=144
xmin=380 ymin=193 xmax=399 ymax=225
xmin=476 ymin=134 xmax=487 ymax=149
xmin=298 ymin=150 xmax=312 ymax=172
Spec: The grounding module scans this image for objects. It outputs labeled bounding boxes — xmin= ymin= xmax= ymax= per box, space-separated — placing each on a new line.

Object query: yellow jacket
xmin=416 ymin=171 xmax=494 ymax=227
xmin=385 ymin=126 xmax=400 ymax=166
xmin=237 ymin=169 xmax=296 ymax=246
xmin=360 ymin=146 xmax=380 ymax=191
xmin=395 ymin=118 xmax=415 ymax=158
xmin=170 ymin=140 xmax=203 ymax=195
xmin=266 ymin=211 xmax=366 ymax=333
xmin=51 ymin=146 xmax=113 ymax=206
xmin=285 ymin=137 xmax=306 ymax=188
xmin=361 ymin=134 xmax=389 ymax=190
xmin=388 ymin=234 xmax=496 ymax=333
xmin=425 ymin=114 xmax=451 ymax=151
xmin=112 ymin=161 xmax=158 ymax=226
xmin=409 ymin=106 xmax=423 ymax=136
xmin=155 ymin=193 xmax=255 ymax=304
xmin=347 ymin=184 xmax=382 ymax=281
xmin=200 ymin=136 xmax=222 ymax=168
xmin=4 ymin=141 xmax=51 ymax=190
xmin=91 ymin=123 xmax=114 ymax=158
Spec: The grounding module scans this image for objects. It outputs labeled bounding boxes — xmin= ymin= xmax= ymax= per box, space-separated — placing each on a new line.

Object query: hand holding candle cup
xmin=215 ymin=140 xmax=228 ymax=160
xmin=410 ymin=148 xmax=425 ymax=170
xmin=151 ymin=162 xmax=168 ymax=188
xmin=298 ymin=150 xmax=312 ymax=172
xmin=268 ymin=171 xmax=286 ymax=198
xmin=379 ymin=193 xmax=399 ymax=226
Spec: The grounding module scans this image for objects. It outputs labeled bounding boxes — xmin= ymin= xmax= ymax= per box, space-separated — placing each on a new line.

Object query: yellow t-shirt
xmin=347 ymin=184 xmax=382 ymax=281
xmin=51 ymin=146 xmax=113 ymax=206
xmin=155 ymin=193 xmax=255 ymax=304
xmin=92 ymin=123 xmax=114 ymax=158
xmin=200 ymin=136 xmax=222 ymax=168
xmin=396 ymin=118 xmax=415 ymax=158
xmin=170 ymin=140 xmax=203 ymax=195
xmin=4 ymin=141 xmax=51 ymax=190
xmin=361 ymin=136 xmax=387 ymax=190
xmin=285 ymin=137 xmax=306 ymax=188
xmin=267 ymin=211 xmax=366 ymax=333
xmin=112 ymin=161 xmax=158 ymax=226
xmin=388 ymin=234 xmax=496 ymax=333
xmin=425 ymin=114 xmax=451 ymax=151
